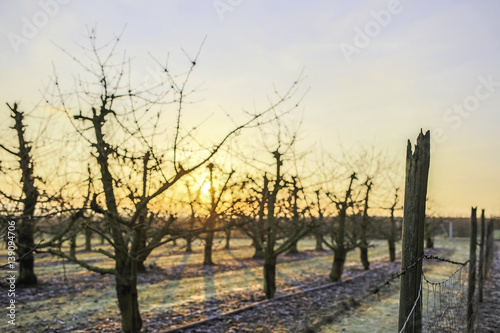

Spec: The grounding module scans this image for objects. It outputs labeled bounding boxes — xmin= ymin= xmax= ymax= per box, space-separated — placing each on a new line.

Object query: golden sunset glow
xmin=0 ymin=2 xmax=499 ymax=218
xmin=200 ymin=182 xmax=211 ymax=195
xmin=2 ymin=3 xmax=499 ymax=333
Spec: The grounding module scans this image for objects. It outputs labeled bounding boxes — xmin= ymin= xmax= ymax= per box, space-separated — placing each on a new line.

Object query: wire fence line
xmin=395 ymin=246 xmax=492 ymax=333
xmin=304 ymin=231 xmax=494 ymax=333
xmin=333 ymin=251 xmax=472 ymax=333
xmin=355 ymin=251 xmax=471 ymax=333
xmin=422 ymin=260 xmax=469 ymax=332
xmin=396 ymin=207 xmax=496 ymax=333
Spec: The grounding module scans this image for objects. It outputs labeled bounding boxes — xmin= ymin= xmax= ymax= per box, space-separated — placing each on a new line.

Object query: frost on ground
xmin=1 ymin=239 xmax=497 ymax=332
xmin=476 ymin=243 xmax=500 ymax=333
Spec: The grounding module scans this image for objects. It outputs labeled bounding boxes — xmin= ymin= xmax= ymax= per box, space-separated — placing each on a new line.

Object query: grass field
xmin=1 ymin=236 xmax=396 ymax=332
xmin=0 ymin=235 xmax=478 ymax=332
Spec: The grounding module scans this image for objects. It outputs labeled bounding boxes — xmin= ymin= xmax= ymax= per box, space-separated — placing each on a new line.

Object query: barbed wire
xmin=370 ymin=254 xmax=424 ymax=295
xmin=422 ymin=254 xmax=469 ymax=267
xmin=370 ymin=252 xmax=469 ymax=296
xmin=365 ymin=251 xmax=471 ymax=333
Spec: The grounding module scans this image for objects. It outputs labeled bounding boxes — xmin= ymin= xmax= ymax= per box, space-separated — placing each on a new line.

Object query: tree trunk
xmin=263 ymin=152 xmax=281 ymax=299
xmin=314 ymin=232 xmax=324 ymax=251
xmin=185 ymin=237 xmax=193 ymax=253
xmin=91 ymin=100 xmax=142 ymax=333
xmin=70 ymin=233 xmax=77 ymax=258
xmin=287 ymin=240 xmax=299 ymax=255
xmin=359 ymin=244 xmax=370 ymax=270
xmin=135 ymin=225 xmax=148 ymax=273
xmin=330 ymin=247 xmax=346 ymax=281
xmin=263 ymin=254 xmax=277 ymax=299
xmin=328 ymin=173 xmax=356 ymax=283
xmin=425 ymin=234 xmax=434 ymax=249
xmin=17 ymin=217 xmax=37 ymax=286
xmin=137 ymin=260 xmax=147 ymax=273
xmin=287 ymin=177 xmax=300 ymax=256
xmin=359 ymin=179 xmax=372 ymax=270
xmin=388 ymin=237 xmax=396 ymax=262
xmin=11 ymin=105 xmax=39 ymax=286
xmin=225 ymin=228 xmax=231 ymax=250
xmin=388 ymin=191 xmax=399 ymax=263
xmin=204 ymin=164 xmax=216 ymax=266
xmin=252 ymin=237 xmax=265 ymax=259
xmin=203 ymin=231 xmax=215 ymax=266
xmin=85 ymin=228 xmax=92 ymax=251
xmin=425 ymin=219 xmax=434 ymax=249
xmin=115 ymin=258 xmax=142 ymax=333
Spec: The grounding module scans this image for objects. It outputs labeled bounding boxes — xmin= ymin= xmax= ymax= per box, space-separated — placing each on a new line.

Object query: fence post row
xmin=467 ymin=207 xmax=477 ymax=333
xmin=398 ymin=130 xmax=430 ymax=333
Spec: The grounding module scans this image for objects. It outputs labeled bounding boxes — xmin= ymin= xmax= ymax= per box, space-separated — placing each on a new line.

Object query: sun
xmin=200 ymin=182 xmax=211 ymax=195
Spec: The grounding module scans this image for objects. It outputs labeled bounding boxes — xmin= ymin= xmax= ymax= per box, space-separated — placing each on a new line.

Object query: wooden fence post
xmin=478 ymin=209 xmax=485 ymax=302
xmin=467 ymin=207 xmax=477 ymax=333
xmin=398 ymin=130 xmax=430 ymax=333
xmin=484 ymin=220 xmax=494 ymax=278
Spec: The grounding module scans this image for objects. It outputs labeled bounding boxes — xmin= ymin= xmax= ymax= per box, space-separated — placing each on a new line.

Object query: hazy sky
xmin=1 ymin=0 xmax=499 ymax=216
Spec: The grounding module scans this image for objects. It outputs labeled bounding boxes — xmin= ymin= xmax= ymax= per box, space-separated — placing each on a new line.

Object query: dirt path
xmin=144 ymin=261 xmax=403 ymax=333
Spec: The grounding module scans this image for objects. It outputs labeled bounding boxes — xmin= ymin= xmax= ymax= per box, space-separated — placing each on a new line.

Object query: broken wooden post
xmin=398 ymin=130 xmax=430 ymax=333
xmin=467 ymin=207 xmax=477 ymax=333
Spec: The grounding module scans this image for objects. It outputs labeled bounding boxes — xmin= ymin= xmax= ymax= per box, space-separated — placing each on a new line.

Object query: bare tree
xmin=311 ymin=189 xmax=327 ymax=251
xmin=382 ymin=187 xmax=401 ymax=262
xmin=424 ymin=199 xmax=443 ymax=249
xmin=182 ymin=181 xmax=202 ymax=252
xmin=323 ymin=172 xmax=358 ymax=282
xmin=0 ymin=103 xmax=40 ymax=285
xmin=261 ymin=151 xmax=312 ymax=298
xmin=358 ymin=177 xmax=373 ymax=270
xmin=239 ymin=174 xmax=269 ymax=259
xmin=202 ymin=163 xmax=235 ymax=266
xmin=376 ymin=154 xmax=404 ymax=262
xmin=44 ymin=30 xmax=303 ymax=333
xmin=285 ymin=176 xmax=304 ymax=255
xmin=1 ymin=103 xmax=92 ymax=285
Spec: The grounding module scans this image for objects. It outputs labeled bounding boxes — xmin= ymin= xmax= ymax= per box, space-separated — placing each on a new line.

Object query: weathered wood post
xmin=478 ymin=209 xmax=485 ymax=302
xmin=484 ymin=219 xmax=494 ymax=278
xmin=467 ymin=207 xmax=477 ymax=333
xmin=398 ymin=130 xmax=430 ymax=333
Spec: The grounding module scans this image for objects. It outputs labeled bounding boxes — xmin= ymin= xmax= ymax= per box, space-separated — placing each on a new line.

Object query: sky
xmin=0 ymin=0 xmax=499 ymax=217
